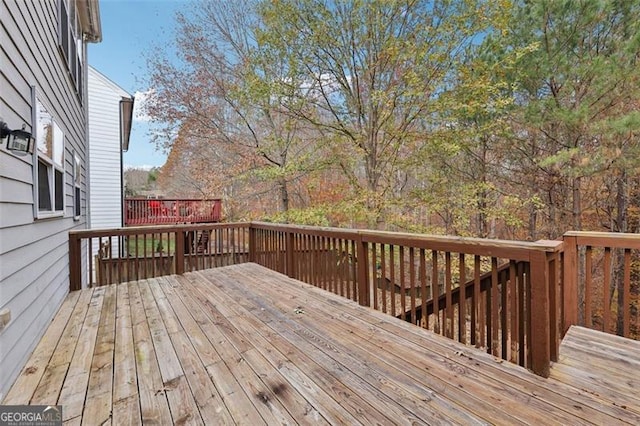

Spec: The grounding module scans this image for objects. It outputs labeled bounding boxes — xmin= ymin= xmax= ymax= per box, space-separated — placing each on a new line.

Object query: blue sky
xmin=89 ymin=0 xmax=189 ymax=169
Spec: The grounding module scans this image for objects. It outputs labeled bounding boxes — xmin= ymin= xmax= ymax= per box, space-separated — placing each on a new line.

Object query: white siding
xmin=0 ymin=0 xmax=95 ymax=400
xmin=88 ymin=66 xmax=131 ymax=231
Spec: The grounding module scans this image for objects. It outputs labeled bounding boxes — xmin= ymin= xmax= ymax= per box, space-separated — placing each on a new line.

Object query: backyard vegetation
xmin=145 ymin=0 xmax=640 ymax=243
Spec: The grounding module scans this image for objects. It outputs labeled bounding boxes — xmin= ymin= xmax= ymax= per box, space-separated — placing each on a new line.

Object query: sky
xmin=89 ymin=0 xmax=189 ymax=169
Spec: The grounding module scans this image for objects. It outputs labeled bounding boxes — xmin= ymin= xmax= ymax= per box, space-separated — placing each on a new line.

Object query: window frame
xmin=73 ymin=152 xmax=81 ymax=220
xmin=57 ymin=0 xmax=84 ymax=101
xmin=32 ymin=89 xmax=66 ymax=219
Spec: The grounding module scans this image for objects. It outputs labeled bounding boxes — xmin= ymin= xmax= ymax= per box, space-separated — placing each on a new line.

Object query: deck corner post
xmin=175 ymin=230 xmax=185 ymax=275
xmin=69 ymin=232 xmax=82 ymax=292
xmin=529 ymin=249 xmax=551 ymax=377
xmin=562 ymin=234 xmax=579 ymax=335
xmin=356 ymin=235 xmax=370 ymax=307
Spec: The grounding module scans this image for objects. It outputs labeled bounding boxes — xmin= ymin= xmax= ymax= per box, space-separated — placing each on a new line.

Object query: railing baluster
xmin=372 ymin=243 xmax=378 ymax=310
xmin=399 ymin=246 xmax=406 ymax=321
xmin=381 ymin=244 xmax=387 ymax=315
xmin=431 ymin=250 xmax=438 ymax=334
xmin=458 ymin=253 xmax=466 ymax=343
xmin=500 ymin=267 xmax=508 ymax=360
xmin=390 ymin=245 xmax=396 ymax=317
xmin=509 ymin=260 xmax=518 ymax=363
xmin=603 ymin=247 xmax=612 ymax=333
xmin=491 ymin=257 xmax=499 ymax=356
xmin=421 ymin=249 xmax=428 ymax=330
xmin=410 ymin=247 xmax=416 ymax=325
xmin=472 ymin=255 xmax=480 ymax=347
xmin=445 ymin=252 xmax=452 ymax=338
xmin=585 ymin=246 xmax=593 ymax=327
xmin=623 ymin=249 xmax=631 ymax=337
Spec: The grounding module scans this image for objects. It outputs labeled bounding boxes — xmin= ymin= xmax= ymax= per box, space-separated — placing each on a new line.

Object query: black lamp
xmin=1 ymin=119 xmax=33 ymax=155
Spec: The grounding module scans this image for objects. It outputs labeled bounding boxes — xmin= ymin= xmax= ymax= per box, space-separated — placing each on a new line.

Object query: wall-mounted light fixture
xmin=1 ymin=119 xmax=33 ymax=156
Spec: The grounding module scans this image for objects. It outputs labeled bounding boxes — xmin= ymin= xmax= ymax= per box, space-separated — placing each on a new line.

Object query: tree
xmin=145 ymin=0 xmax=322 ymax=217
xmin=503 ymin=0 xmax=640 ymax=237
xmin=255 ymin=0 xmax=508 ymax=227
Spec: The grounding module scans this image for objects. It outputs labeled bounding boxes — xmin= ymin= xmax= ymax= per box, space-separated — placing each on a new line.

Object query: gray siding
xmin=0 ymin=0 xmax=92 ymax=400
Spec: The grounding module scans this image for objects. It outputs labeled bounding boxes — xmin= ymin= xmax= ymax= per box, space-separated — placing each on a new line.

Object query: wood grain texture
xmin=5 ymin=265 xmax=639 ymax=424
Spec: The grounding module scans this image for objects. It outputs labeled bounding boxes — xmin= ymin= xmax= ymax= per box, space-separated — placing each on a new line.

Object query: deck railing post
xmin=249 ymin=225 xmax=256 ymax=263
xmin=562 ymin=234 xmax=578 ymax=335
xmin=529 ymin=249 xmax=551 ymax=377
xmin=356 ymin=235 xmax=370 ymax=307
xmin=286 ymin=231 xmax=295 ymax=278
xmin=175 ymin=230 xmax=185 ymax=275
xmin=547 ymin=249 xmax=560 ymax=363
xmin=69 ymin=232 xmax=82 ymax=292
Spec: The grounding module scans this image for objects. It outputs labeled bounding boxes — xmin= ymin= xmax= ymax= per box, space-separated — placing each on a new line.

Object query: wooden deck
xmin=4 ymin=263 xmax=639 ymax=425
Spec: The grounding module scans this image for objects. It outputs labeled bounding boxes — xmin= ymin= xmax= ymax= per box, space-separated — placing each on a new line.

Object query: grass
xmin=126 ymin=234 xmax=176 ymax=256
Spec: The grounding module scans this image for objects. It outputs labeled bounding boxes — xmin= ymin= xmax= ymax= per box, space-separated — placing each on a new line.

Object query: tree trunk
xmin=278 ymin=177 xmax=289 ymax=215
xmin=572 ymin=176 xmax=582 ymax=231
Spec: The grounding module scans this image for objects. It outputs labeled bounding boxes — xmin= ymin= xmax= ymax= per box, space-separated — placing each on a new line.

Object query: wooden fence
xmin=124 ymin=198 xmax=222 ymax=226
xmin=69 ymin=223 xmax=640 ymax=377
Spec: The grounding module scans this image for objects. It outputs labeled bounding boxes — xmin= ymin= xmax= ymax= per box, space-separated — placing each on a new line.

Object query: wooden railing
xmin=563 ymin=231 xmax=640 ymax=340
xmin=124 ymin=198 xmax=222 ymax=226
xmin=69 ymin=223 xmax=249 ymax=290
xmin=69 ymin=222 xmax=640 ymax=377
xmin=249 ymin=222 xmax=563 ymax=377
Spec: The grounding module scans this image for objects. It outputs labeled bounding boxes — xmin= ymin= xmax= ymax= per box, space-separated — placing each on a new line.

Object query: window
xmin=34 ymin=98 xmax=65 ymax=217
xmin=73 ymin=153 xmax=81 ymax=219
xmin=58 ymin=0 xmax=84 ymax=100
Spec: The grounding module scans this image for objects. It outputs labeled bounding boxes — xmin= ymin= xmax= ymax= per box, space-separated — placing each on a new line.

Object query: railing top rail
xmin=69 ymin=222 xmax=249 ymax=238
xmin=125 ymin=198 xmax=222 ymax=202
xmin=251 ymin=221 xmax=362 ymax=239
xmin=564 ymin=231 xmax=640 ymax=249
xmin=252 ymin=221 xmax=562 ymax=260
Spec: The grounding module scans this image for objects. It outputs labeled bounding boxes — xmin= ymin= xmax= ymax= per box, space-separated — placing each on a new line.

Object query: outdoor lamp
xmin=1 ymin=119 xmax=33 ymax=155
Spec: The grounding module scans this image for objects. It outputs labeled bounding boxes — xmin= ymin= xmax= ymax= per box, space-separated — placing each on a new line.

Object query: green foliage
xmin=265 ymin=206 xmax=331 ymax=226
xmin=147 ymin=0 xmax=640 ymax=238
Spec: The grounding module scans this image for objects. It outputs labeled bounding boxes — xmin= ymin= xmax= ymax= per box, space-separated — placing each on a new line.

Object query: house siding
xmin=88 ymin=66 xmax=131 ymax=231
xmin=0 ymin=0 xmax=93 ymax=400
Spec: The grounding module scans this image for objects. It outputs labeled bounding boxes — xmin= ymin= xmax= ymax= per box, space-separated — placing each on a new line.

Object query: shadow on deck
xmin=3 ymin=264 xmax=639 ymax=424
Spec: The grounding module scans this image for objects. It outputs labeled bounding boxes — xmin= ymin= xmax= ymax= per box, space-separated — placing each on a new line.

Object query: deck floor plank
xmin=137 ymin=279 xmax=203 ymax=425
xmin=5 ymin=263 xmax=640 ymax=424
xmin=3 ymin=290 xmax=83 ymax=405
xmin=550 ymin=326 xmax=640 ymax=418
xmin=153 ymin=276 xmax=234 ymax=425
xmin=218 ymin=265 xmax=561 ymax=425
xmin=197 ymin=268 xmax=473 ymax=425
xmin=128 ymin=281 xmax=173 ymax=426
xmin=180 ymin=268 xmax=364 ymax=424
xmin=82 ymin=284 xmax=117 ymax=425
xmin=48 ymin=287 xmax=106 ymax=415
xmin=182 ymin=272 xmax=370 ymax=424
xmin=164 ymin=276 xmax=267 ymax=425
xmin=178 ymin=276 xmax=300 ymax=425
xmin=237 ymin=263 xmax=640 ymax=425
xmin=112 ymin=282 xmax=141 ymax=426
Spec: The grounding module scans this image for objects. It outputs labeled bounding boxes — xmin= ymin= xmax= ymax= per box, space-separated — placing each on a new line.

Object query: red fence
xmin=124 ymin=198 xmax=222 ymax=226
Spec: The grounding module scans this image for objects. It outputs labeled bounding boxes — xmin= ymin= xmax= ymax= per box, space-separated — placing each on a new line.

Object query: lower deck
xmin=4 ymin=263 xmax=639 ymax=424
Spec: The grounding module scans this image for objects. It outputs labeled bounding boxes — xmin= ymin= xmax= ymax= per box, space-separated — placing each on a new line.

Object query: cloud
xmin=132 ymin=89 xmax=155 ymax=122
